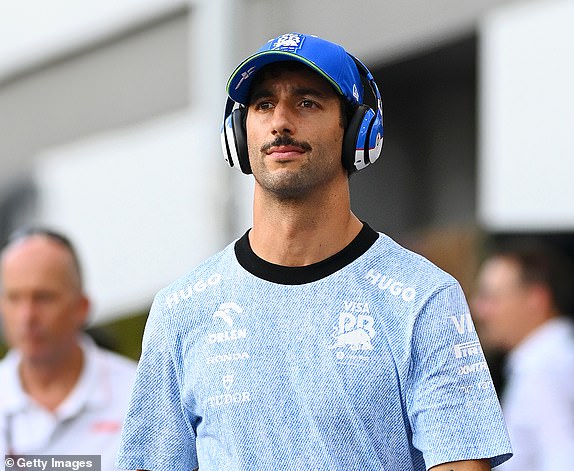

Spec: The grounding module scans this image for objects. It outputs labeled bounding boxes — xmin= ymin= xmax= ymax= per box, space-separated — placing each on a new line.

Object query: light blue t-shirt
xmin=117 ymin=225 xmax=512 ymax=470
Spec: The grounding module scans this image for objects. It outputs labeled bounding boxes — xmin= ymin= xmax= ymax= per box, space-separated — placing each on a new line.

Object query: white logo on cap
xmin=235 ymin=66 xmax=257 ymax=91
xmin=271 ymin=33 xmax=304 ymax=52
xmin=353 ymin=84 xmax=360 ymax=102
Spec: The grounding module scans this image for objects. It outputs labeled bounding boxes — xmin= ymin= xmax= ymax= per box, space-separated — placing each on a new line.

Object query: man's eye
xmin=255 ymin=101 xmax=273 ymax=111
xmin=301 ymin=100 xmax=316 ymax=108
xmin=35 ymin=292 xmax=56 ymax=303
xmin=5 ymin=293 xmax=21 ymax=304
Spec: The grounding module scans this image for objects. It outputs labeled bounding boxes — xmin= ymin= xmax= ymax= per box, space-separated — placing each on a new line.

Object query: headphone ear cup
xmin=221 ymin=107 xmax=252 ymax=174
xmin=231 ymin=108 xmax=252 ymax=174
xmin=342 ymin=104 xmax=372 ymax=173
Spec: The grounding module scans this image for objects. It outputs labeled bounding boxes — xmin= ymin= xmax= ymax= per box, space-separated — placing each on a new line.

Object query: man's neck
xmin=18 ymin=342 xmax=84 ymax=413
xmin=250 ymin=183 xmax=363 ymax=266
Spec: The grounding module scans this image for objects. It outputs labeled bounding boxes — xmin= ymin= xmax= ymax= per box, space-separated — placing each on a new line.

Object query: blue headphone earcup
xmin=344 ymin=57 xmax=384 ymax=173
xmin=342 ymin=103 xmax=383 ymax=173
xmin=343 ymin=104 xmax=381 ymax=173
xmin=354 ymin=104 xmax=383 ymax=172
xmin=342 ymin=105 xmax=369 ymax=173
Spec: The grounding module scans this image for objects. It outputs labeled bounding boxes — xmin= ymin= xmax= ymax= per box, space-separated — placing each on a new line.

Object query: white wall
xmin=4 ymin=0 xmax=254 ymax=324
xmin=0 ymin=0 xmax=184 ymax=77
xmin=236 ymin=0 xmax=524 ymax=64
xmin=3 ymin=0 xmax=571 ymax=324
xmin=33 ymin=111 xmax=243 ymax=323
xmin=479 ymin=0 xmax=574 ymax=231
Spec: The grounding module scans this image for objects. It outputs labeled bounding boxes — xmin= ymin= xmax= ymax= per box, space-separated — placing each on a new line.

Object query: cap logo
xmin=271 ymin=33 xmax=304 ymax=52
xmin=352 ymin=84 xmax=360 ymax=102
xmin=235 ymin=66 xmax=257 ymax=91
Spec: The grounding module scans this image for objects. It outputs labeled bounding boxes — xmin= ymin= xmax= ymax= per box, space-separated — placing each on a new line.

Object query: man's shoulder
xmin=164 ymin=241 xmax=236 ymax=290
xmin=95 ymin=345 xmax=137 ymax=371
xmin=0 ymin=349 xmax=18 ymax=375
xmin=0 ymin=352 xmax=13 ymax=392
xmin=151 ymin=241 xmax=239 ymax=313
xmin=516 ymin=318 xmax=574 ymax=374
xmin=0 ymin=351 xmax=26 ymax=411
xmin=371 ymin=232 xmax=457 ymax=285
xmin=89 ymin=345 xmax=138 ymax=399
xmin=84 ymin=336 xmax=137 ymax=380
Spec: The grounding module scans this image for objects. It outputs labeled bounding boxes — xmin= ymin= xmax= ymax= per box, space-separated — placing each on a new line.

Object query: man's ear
xmin=527 ymin=284 xmax=554 ymax=318
xmin=76 ymin=294 xmax=91 ymax=328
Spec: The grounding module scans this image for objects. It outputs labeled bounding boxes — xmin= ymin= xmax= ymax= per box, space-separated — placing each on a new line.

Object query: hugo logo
xmin=365 ymin=269 xmax=416 ymax=302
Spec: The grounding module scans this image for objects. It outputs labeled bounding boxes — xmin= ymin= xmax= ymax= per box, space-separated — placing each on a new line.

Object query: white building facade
xmin=0 ymin=0 xmax=572 ymax=324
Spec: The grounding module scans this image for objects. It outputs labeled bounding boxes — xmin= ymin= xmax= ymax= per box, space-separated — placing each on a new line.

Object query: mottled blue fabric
xmin=117 ymin=232 xmax=512 ymax=470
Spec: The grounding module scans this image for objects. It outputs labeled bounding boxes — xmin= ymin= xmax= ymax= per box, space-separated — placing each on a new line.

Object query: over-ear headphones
xmin=220 ymin=55 xmax=383 ymax=175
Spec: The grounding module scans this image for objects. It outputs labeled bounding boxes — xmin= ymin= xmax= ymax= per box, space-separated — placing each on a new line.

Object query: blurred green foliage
xmin=86 ymin=310 xmax=148 ymax=361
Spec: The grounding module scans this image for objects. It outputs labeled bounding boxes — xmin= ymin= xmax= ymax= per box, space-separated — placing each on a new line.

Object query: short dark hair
xmin=2 ymin=226 xmax=84 ymax=289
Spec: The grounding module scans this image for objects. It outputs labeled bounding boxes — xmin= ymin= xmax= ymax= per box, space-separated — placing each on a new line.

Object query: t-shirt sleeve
xmin=116 ymin=294 xmax=199 ymax=471
xmin=405 ymin=282 xmax=512 ymax=469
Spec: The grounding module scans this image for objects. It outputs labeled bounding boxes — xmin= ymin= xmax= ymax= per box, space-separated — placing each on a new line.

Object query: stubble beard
xmin=251 ymin=149 xmax=342 ymax=201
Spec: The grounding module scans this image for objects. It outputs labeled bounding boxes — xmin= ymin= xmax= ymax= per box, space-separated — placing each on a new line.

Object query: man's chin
xmin=18 ymin=343 xmax=49 ymax=362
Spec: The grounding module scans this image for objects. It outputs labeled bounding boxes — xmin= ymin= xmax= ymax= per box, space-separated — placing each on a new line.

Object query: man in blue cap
xmin=117 ymin=33 xmax=512 ymax=471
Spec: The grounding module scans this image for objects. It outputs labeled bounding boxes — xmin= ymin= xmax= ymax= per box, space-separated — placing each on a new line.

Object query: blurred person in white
xmin=0 ymin=227 xmax=137 ymax=470
xmin=472 ymin=241 xmax=574 ymax=470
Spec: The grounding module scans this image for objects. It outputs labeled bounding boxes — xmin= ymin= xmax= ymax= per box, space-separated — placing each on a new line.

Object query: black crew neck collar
xmin=234 ymin=223 xmax=378 ymax=285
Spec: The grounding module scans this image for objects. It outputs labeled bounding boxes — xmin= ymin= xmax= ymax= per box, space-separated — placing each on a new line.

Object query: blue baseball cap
xmin=226 ymin=32 xmax=364 ymax=106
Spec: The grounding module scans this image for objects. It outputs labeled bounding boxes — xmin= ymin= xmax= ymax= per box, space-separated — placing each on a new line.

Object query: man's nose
xmin=270 ymin=102 xmax=296 ymax=136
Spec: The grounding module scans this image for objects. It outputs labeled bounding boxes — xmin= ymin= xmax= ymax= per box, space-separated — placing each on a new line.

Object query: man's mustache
xmin=260 ymin=136 xmax=312 ymax=153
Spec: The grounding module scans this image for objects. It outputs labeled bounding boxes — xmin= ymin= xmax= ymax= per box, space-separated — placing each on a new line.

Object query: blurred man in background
xmin=472 ymin=242 xmax=574 ymax=470
xmin=0 ymin=227 xmax=136 ymax=470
